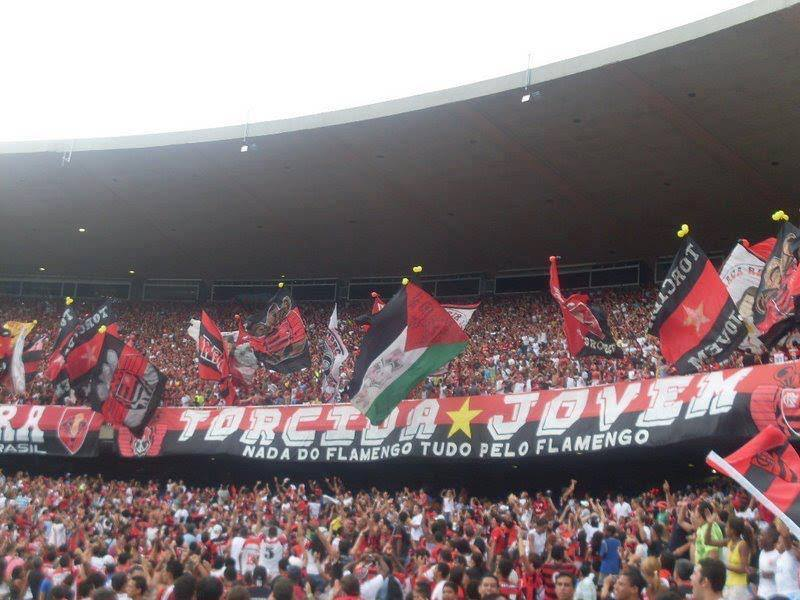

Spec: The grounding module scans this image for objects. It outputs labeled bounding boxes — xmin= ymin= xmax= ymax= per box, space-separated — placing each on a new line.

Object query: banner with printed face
xmin=0 ymin=405 xmax=103 ymax=457
xmin=116 ymin=362 xmax=800 ymax=462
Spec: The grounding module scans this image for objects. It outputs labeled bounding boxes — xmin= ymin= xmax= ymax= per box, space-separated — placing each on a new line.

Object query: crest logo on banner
xmin=56 ymin=407 xmax=93 ymax=455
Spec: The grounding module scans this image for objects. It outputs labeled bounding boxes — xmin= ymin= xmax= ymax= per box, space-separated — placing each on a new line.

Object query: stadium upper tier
xmin=1 ymin=0 xmax=798 ymax=280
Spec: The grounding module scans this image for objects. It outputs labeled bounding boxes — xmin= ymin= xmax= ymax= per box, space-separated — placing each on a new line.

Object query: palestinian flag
xmin=707 ymin=425 xmax=800 ymax=539
xmin=347 ymin=282 xmax=468 ymax=424
xmin=430 ymin=302 xmax=480 ymax=376
xmin=649 ymin=237 xmax=746 ymax=373
xmin=549 ymin=257 xmax=622 ymax=359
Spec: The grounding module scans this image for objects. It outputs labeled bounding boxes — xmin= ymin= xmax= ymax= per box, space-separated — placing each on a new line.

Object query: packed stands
xmin=0 ymin=286 xmax=776 ymax=409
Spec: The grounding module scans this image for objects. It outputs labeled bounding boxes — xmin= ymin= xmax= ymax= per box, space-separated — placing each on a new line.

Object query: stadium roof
xmin=2 ymin=0 xmax=798 ymax=281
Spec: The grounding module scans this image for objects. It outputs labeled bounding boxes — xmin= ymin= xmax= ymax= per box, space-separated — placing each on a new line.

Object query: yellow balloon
xmin=402 ymin=277 xmax=410 ymax=286
xmin=65 ymin=296 xmax=74 ymax=306
xmin=412 ymin=265 xmax=423 ymax=273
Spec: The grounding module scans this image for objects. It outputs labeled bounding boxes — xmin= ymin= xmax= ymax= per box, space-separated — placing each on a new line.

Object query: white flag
xmin=719 ymin=239 xmax=774 ymax=353
xmin=322 ymin=305 xmax=349 ymax=402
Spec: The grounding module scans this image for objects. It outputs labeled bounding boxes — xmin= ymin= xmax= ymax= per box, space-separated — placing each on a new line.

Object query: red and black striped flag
xmin=197 ymin=311 xmax=236 ymax=405
xmin=649 ymin=237 xmax=746 ymax=373
xmin=84 ymin=332 xmax=165 ymax=436
xmin=752 ymin=223 xmax=800 ymax=347
xmin=244 ymin=291 xmax=311 ymax=374
xmin=549 ymin=256 xmax=623 ymax=359
xmin=22 ymin=336 xmax=46 ymax=382
xmin=707 ymin=425 xmax=800 ymax=539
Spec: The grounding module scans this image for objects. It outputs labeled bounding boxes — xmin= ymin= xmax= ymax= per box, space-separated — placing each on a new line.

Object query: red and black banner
xmin=45 ymin=302 xmax=119 ymax=402
xmin=84 ymin=333 xmax=165 ymax=436
xmin=0 ymin=405 xmax=102 ymax=457
xmin=22 ymin=336 xmax=46 ymax=382
xmin=753 ymin=223 xmax=800 ymax=347
xmin=115 ymin=361 xmax=798 ymax=462
xmin=245 ymin=291 xmax=311 ymax=373
xmin=649 ymin=237 xmax=746 ymax=373
xmin=197 ymin=311 xmax=236 ymax=405
xmin=549 ymin=257 xmax=623 ymax=358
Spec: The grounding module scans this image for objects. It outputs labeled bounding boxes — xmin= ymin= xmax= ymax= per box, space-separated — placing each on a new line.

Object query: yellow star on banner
xmin=446 ymin=397 xmax=483 ymax=439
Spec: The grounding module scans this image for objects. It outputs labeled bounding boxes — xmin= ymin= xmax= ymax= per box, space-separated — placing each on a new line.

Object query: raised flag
xmin=430 ymin=302 xmax=480 ymax=376
xmin=549 ymin=257 xmax=623 ymax=359
xmin=707 ymin=425 xmax=800 ymax=539
xmin=346 ymin=282 xmax=468 ymax=424
xmin=45 ymin=301 xmax=117 ymax=382
xmin=44 ymin=304 xmax=79 ymax=381
xmin=0 ymin=322 xmax=36 ymax=394
xmin=82 ymin=332 xmax=165 ymax=435
xmin=321 ymin=304 xmax=349 ymax=403
xmin=357 ymin=292 xmax=386 ymax=332
xmin=719 ymin=238 xmax=777 ymax=353
xmin=649 ymin=237 xmax=747 ymax=373
xmin=197 ymin=311 xmax=236 ymax=405
xmin=245 ymin=291 xmax=311 ymax=373
xmin=752 ymin=223 xmax=800 ymax=347
xmin=187 ymin=317 xmax=257 ymax=387
xmin=7 ymin=326 xmax=29 ymax=394
xmin=22 ymin=336 xmax=46 ymax=383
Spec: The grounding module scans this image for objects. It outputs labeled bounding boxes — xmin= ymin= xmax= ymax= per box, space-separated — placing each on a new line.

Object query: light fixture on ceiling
xmin=128 ymin=269 xmax=135 ymax=275
xmin=520 ymin=53 xmax=540 ymax=103
xmin=240 ymin=110 xmax=251 ymax=153
xmin=38 ymin=266 xmax=46 ymax=272
xmin=78 ymin=227 xmax=86 ymax=233
xmin=61 ymin=140 xmax=75 ymax=167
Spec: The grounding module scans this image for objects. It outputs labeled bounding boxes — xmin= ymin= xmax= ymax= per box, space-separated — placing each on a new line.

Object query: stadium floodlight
xmin=240 ymin=112 xmax=251 ymax=154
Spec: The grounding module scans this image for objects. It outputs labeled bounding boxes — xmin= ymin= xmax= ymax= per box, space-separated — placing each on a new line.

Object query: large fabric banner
xmin=0 ymin=406 xmax=102 ymax=456
xmin=117 ymin=362 xmax=800 ymax=462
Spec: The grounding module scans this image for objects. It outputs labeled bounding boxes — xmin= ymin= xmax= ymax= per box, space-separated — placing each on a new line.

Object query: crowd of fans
xmin=0 ymin=470 xmax=793 ymax=600
xmin=0 ymin=287 xmax=789 ymax=408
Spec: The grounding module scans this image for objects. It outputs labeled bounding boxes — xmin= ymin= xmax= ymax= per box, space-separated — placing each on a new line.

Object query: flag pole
xmin=707 ymin=450 xmax=800 ymax=540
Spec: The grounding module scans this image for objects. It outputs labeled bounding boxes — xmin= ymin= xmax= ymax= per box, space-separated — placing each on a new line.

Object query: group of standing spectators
xmin=0 ymin=471 xmax=797 ymax=600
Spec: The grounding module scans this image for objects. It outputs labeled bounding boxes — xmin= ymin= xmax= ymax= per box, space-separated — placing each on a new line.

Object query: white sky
xmin=0 ymin=0 xmax=751 ymax=142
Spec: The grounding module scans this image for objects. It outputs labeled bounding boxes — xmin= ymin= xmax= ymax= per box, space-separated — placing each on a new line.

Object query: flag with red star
xmin=649 ymin=237 xmax=747 ymax=373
